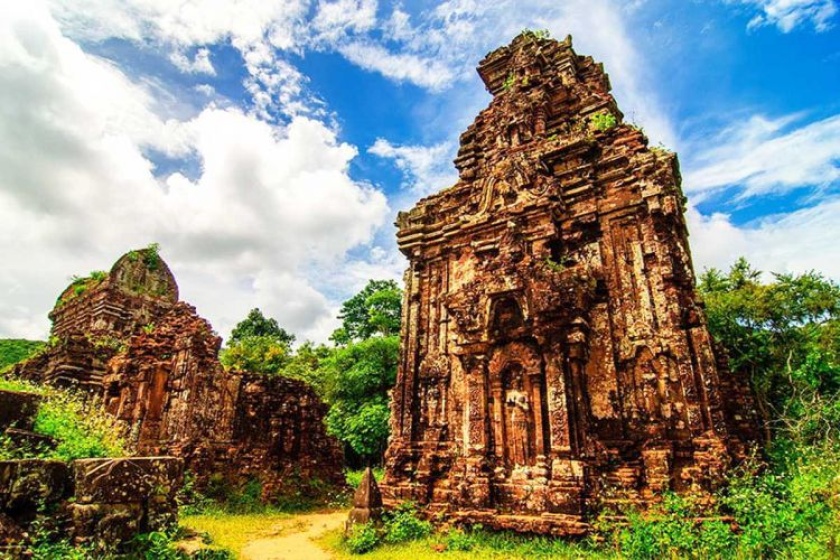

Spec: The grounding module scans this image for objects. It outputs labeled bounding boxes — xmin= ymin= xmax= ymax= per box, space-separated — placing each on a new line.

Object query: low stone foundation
xmin=0 ymin=457 xmax=182 ymax=553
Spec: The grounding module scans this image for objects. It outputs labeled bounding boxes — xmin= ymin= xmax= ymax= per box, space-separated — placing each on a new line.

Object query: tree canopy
xmin=320 ymin=335 xmax=399 ymax=461
xmin=228 ymin=308 xmax=295 ymax=346
xmin=0 ymin=339 xmax=45 ymax=370
xmin=698 ymin=258 xmax=840 ymax=442
xmin=220 ymin=308 xmax=295 ymax=374
xmin=331 ymin=280 xmax=402 ymax=344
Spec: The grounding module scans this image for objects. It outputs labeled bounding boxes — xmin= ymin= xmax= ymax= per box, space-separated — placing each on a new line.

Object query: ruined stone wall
xmin=0 ymin=457 xmax=182 ymax=552
xmin=14 ymin=248 xmax=178 ymax=390
xmin=103 ymin=303 xmax=343 ymax=494
xmin=104 ymin=303 xmax=236 ymax=456
xmin=50 ymin=249 xmax=178 ymax=340
xmin=0 ymin=389 xmax=182 ymax=553
xmin=381 ymin=33 xmax=760 ymax=535
xmin=228 ymin=374 xmax=345 ymax=496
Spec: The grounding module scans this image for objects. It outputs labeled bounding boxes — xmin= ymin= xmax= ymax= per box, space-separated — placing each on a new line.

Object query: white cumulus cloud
xmin=683 ymin=113 xmax=840 ymax=199
xmin=729 ymin=0 xmax=838 ymax=32
xmin=688 ymin=198 xmax=840 ymax=280
xmin=170 ymin=47 xmax=216 ymax=75
xmin=0 ymin=2 xmax=389 ymax=342
xmin=369 ymin=139 xmax=457 ymax=195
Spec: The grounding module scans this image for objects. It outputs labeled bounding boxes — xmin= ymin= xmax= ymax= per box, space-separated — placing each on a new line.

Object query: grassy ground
xmin=319 ymin=528 xmax=616 ymax=560
xmin=181 ymin=512 xmax=294 ymax=557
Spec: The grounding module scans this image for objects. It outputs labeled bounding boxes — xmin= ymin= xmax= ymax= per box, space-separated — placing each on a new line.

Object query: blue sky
xmin=1 ymin=0 xmax=838 ymax=342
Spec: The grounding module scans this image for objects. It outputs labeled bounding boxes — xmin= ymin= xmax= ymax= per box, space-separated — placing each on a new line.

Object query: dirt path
xmin=240 ymin=511 xmax=346 ymax=560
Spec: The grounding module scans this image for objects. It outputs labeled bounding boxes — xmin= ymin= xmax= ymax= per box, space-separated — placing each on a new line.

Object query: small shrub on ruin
xmin=0 ymin=377 xmax=128 ymax=461
xmin=34 ymin=389 xmax=128 ymax=460
xmin=521 ymin=28 xmax=550 ymax=40
xmin=591 ymin=111 xmax=617 ymax=132
xmin=502 ymin=73 xmax=516 ymax=91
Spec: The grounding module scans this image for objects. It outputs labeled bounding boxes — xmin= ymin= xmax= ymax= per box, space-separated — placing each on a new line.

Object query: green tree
xmin=276 ymin=341 xmax=333 ymax=393
xmin=229 ymin=308 xmax=295 ymax=346
xmin=698 ymin=258 xmax=840 ymax=441
xmin=331 ymin=280 xmax=402 ymax=344
xmin=221 ymin=309 xmax=295 ymax=374
xmin=220 ymin=336 xmax=291 ymax=374
xmin=320 ymin=336 xmax=399 ymax=463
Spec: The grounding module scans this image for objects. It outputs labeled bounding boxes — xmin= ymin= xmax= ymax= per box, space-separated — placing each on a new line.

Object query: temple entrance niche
xmin=488 ymin=342 xmax=548 ymax=468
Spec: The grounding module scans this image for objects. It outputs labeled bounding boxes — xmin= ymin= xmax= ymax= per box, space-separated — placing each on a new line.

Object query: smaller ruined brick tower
xmin=381 ymin=33 xmax=759 ymax=535
xmin=13 ymin=247 xmax=345 ymax=499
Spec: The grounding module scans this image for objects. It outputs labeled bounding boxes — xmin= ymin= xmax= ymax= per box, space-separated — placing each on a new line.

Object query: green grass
xmin=0 ymin=338 xmax=45 ymax=370
xmin=181 ymin=512 xmax=293 ymax=557
xmin=320 ymin=527 xmax=614 ymax=559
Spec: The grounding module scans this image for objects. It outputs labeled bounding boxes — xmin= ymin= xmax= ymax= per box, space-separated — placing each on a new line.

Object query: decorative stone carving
xmin=0 ymin=456 xmax=182 ymax=551
xmin=381 ymin=33 xmax=761 ymax=535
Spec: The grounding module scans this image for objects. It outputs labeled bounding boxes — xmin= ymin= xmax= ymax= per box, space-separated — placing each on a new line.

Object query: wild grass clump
xmin=328 ymin=520 xmax=609 ymax=558
xmin=382 ymin=502 xmax=432 ymax=544
xmin=25 ymin=522 xmax=233 ymax=559
xmin=347 ymin=522 xmax=381 ymax=554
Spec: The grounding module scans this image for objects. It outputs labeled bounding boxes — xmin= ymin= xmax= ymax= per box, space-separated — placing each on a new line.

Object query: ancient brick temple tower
xmin=380 ymin=33 xmax=759 ymax=534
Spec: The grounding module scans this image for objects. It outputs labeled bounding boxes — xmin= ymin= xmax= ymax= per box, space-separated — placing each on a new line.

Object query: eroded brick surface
xmin=381 ymin=33 xmax=760 ymax=534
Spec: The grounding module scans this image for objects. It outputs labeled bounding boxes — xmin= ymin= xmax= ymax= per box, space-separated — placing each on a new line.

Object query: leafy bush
xmin=34 ymin=390 xmax=127 ymax=460
xmin=0 ymin=377 xmax=127 ymax=461
xmin=600 ymin=494 xmax=736 ymax=559
xmin=445 ymin=528 xmax=476 ymax=551
xmin=346 ymin=522 xmax=380 ymax=554
xmin=382 ymin=502 xmax=432 ymax=544
xmin=722 ymin=443 xmax=840 ymax=558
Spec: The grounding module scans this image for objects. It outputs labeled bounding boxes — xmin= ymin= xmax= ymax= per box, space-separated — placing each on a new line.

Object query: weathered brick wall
xmin=103 ymin=303 xmax=235 ymax=456
xmin=50 ymin=249 xmax=178 ymax=340
xmin=381 ymin=33 xmax=761 ymax=535
xmin=104 ymin=303 xmax=344 ymax=496
xmin=229 ymin=373 xmax=345 ymax=497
